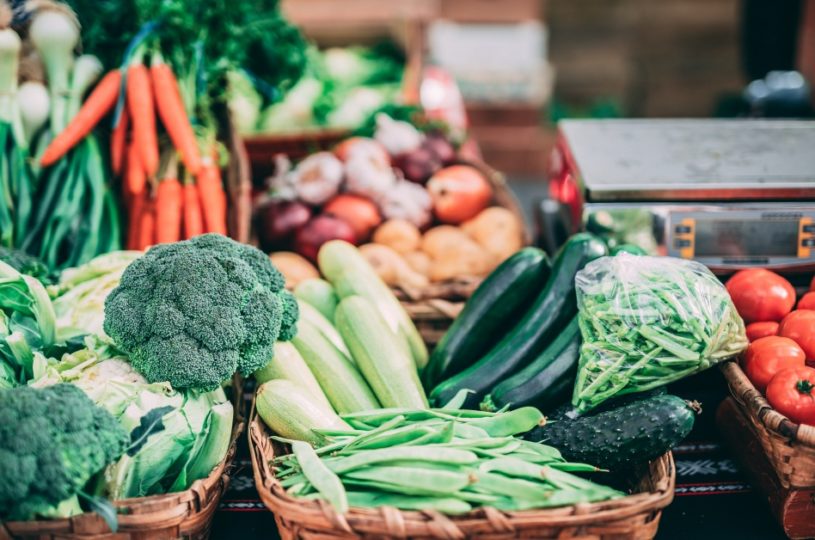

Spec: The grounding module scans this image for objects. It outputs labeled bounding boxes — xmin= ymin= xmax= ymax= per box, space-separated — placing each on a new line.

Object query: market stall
xmin=1 ymin=1 xmax=815 ymax=540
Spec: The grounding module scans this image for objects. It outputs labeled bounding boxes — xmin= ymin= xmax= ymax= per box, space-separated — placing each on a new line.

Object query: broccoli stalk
xmin=103 ymin=234 xmax=299 ymax=390
xmin=0 ymin=384 xmax=129 ymax=521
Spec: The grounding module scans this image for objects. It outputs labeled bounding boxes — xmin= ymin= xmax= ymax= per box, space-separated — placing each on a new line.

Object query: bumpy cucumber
xmin=527 ymin=393 xmax=697 ymax=469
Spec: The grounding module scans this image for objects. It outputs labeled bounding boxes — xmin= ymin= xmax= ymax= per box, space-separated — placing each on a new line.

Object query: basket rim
xmin=2 ymin=379 xmax=247 ymax=535
xmin=720 ymin=360 xmax=815 ymax=447
xmin=247 ymin=399 xmax=676 ymax=537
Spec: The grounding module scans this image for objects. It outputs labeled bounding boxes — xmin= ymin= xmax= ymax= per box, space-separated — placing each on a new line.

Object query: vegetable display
xmin=571 ymin=254 xmax=747 ymax=412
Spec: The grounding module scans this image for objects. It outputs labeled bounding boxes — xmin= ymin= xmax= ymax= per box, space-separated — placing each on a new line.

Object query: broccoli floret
xmin=0 ymin=384 xmax=128 ymax=521
xmin=0 ymin=247 xmax=53 ymax=284
xmin=103 ymin=234 xmax=299 ymax=390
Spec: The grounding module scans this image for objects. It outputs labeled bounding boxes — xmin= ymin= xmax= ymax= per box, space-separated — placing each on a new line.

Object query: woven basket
xmin=248 ymin=406 xmax=675 ymax=540
xmin=721 ymin=360 xmax=815 ymax=489
xmin=1 ymin=382 xmax=246 ymax=540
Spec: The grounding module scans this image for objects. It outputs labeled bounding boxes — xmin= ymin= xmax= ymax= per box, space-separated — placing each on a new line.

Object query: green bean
xmin=345 ymin=491 xmax=472 ymax=514
xmin=327 ymin=447 xmax=478 ymax=474
xmin=440 ymin=389 xmax=473 ymax=410
xmin=292 ymin=441 xmax=348 ymax=514
xmin=465 ymin=407 xmax=544 ymax=437
xmin=469 ymin=472 xmax=553 ymax=500
xmin=344 ymin=466 xmax=473 ymax=494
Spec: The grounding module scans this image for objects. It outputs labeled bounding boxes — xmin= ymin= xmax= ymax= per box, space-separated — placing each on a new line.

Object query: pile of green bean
xmin=572 ymin=255 xmax=747 ymax=412
xmin=273 ymin=399 xmax=623 ymax=514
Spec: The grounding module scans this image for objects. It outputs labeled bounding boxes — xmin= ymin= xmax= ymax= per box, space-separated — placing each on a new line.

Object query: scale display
xmin=694 ymin=219 xmax=800 ymax=257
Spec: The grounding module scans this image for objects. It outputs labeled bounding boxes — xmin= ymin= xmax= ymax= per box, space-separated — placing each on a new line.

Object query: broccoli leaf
xmin=77 ymin=491 xmax=119 ymax=533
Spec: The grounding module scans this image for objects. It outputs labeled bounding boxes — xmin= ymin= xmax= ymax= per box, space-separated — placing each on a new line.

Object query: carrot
xmin=182 ymin=182 xmax=204 ymax=239
xmin=127 ymin=190 xmax=145 ymax=250
xmin=196 ymin=162 xmax=227 ymax=235
xmin=155 ymin=178 xmax=183 ymax=244
xmin=126 ymin=62 xmax=159 ymax=178
xmin=136 ymin=196 xmax=156 ymax=251
xmin=110 ymin=106 xmax=129 ymax=176
xmin=151 ymin=59 xmax=202 ymax=175
xmin=41 ymin=70 xmax=121 ymax=167
xmin=125 ymin=141 xmax=146 ymax=196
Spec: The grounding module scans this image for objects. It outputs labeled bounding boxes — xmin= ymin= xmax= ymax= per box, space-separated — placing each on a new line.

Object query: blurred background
xmin=246 ymin=0 xmax=815 ymax=183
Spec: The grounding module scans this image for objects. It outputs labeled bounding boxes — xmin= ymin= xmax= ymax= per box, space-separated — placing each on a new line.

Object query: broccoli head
xmin=103 ymin=234 xmax=299 ymax=390
xmin=0 ymin=247 xmax=53 ymax=284
xmin=0 ymin=384 xmax=128 ymax=521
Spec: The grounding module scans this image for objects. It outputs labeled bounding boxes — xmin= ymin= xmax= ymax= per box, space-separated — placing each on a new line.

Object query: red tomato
xmin=779 ymin=310 xmax=815 ymax=361
xmin=745 ymin=321 xmax=779 ymax=342
xmin=426 ymin=165 xmax=492 ymax=224
xmin=743 ymin=336 xmax=806 ymax=391
xmin=798 ymin=292 xmax=815 ymax=311
xmin=810 ymin=275 xmax=815 ymax=292
xmin=725 ymin=269 xmax=796 ymax=323
xmin=766 ymin=366 xmax=815 ymax=425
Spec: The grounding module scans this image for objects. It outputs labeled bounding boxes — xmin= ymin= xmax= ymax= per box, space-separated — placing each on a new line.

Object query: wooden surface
xmin=718 ymin=397 xmax=815 ymax=539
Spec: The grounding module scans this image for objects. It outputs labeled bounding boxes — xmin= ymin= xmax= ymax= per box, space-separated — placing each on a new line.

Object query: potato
xmin=462 ymin=207 xmax=523 ymax=264
xmin=372 ymin=219 xmax=421 ymax=254
xmin=359 ymin=243 xmax=429 ymax=289
xmin=429 ymin=238 xmax=491 ymax=281
xmin=403 ymin=251 xmax=432 ymax=276
xmin=269 ymin=252 xmax=320 ymax=289
xmin=420 ymin=226 xmax=471 ymax=259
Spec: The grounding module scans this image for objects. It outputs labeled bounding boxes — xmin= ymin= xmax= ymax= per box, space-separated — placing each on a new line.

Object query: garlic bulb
xmin=374 ymin=113 xmax=424 ymax=156
xmin=292 ymin=151 xmax=344 ymax=205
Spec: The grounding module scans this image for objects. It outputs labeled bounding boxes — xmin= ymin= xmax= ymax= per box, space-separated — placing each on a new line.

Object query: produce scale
xmin=550 ymin=119 xmax=815 ymax=275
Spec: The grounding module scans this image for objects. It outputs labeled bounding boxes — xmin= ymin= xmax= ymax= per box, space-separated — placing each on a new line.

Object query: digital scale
xmin=548 ymin=119 xmax=815 ymax=275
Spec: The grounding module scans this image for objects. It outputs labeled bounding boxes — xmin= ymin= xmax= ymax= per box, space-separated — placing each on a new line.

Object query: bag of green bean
xmin=572 ymin=254 xmax=747 ymax=412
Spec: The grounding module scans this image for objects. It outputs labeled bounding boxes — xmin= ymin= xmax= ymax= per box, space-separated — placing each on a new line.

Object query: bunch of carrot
xmin=40 ymin=51 xmax=229 ymax=251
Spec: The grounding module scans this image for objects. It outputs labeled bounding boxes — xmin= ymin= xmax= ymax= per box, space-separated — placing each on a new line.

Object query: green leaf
xmin=127 ymin=405 xmax=174 ymax=456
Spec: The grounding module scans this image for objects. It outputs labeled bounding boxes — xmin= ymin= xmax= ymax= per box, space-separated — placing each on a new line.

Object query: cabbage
xmin=30 ymin=342 xmax=234 ymax=499
xmin=50 ymin=251 xmax=141 ymax=338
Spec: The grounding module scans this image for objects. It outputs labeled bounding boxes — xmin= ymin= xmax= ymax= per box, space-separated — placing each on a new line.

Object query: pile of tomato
xmin=726 ymin=269 xmax=815 ymax=426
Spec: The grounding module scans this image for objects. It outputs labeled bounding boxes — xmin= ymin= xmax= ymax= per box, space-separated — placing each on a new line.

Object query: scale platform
xmin=559 ymin=119 xmax=815 ymax=202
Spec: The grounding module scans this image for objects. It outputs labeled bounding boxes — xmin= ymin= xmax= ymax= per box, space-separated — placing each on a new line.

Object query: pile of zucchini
xmin=424 ymin=235 xmax=698 ymax=469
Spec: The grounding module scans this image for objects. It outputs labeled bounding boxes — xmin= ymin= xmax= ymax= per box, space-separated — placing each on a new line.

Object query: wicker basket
xmin=1 ymin=382 xmax=246 ymax=540
xmin=248 ymin=406 xmax=675 ymax=540
xmin=720 ymin=361 xmax=815 ymax=489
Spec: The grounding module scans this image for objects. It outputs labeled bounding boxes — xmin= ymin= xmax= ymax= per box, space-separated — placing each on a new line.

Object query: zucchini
xmin=335 ymin=295 xmax=428 ymax=409
xmin=527 ymin=393 xmax=697 ymax=469
xmin=294 ymin=278 xmax=338 ymax=321
xmin=253 ymin=341 xmax=334 ymax=412
xmin=481 ymin=316 xmax=580 ymax=413
xmin=292 ymin=320 xmax=380 ymax=414
xmin=422 ymin=247 xmax=551 ymax=388
xmin=256 ymin=379 xmax=351 ymax=445
xmin=297 ymin=299 xmax=351 ymax=357
xmin=429 ymin=233 xmax=607 ymax=409
xmin=319 ymin=240 xmax=428 ymax=371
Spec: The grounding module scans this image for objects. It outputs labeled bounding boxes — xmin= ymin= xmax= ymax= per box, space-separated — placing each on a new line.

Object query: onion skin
xmin=256 ymin=200 xmax=312 ymax=252
xmin=295 ymin=215 xmax=357 ymax=262
xmin=324 ymin=194 xmax=382 ymax=243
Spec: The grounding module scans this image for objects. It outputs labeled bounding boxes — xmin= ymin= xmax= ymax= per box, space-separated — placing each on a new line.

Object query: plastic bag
xmin=571 ymin=254 xmax=747 ymax=412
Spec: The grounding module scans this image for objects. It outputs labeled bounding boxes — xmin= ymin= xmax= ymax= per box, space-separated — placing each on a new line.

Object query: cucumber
xmin=481 ymin=316 xmax=580 ymax=412
xmin=292 ymin=320 xmax=380 ymax=414
xmin=422 ymin=247 xmax=551 ymax=388
xmin=294 ymin=278 xmax=338 ymax=321
xmin=297 ymin=299 xmax=351 ymax=357
xmin=256 ymin=379 xmax=351 ymax=445
xmin=429 ymin=233 xmax=607 ymax=409
xmin=319 ymin=240 xmax=428 ymax=371
xmin=335 ymin=295 xmax=428 ymax=409
xmin=526 ymin=394 xmax=697 ymax=469
xmin=610 ymin=244 xmax=647 ymax=256
xmin=253 ymin=341 xmax=334 ymax=412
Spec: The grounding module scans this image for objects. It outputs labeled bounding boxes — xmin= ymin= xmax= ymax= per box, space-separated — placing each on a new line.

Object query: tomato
xmin=745 ymin=321 xmax=779 ymax=342
xmin=798 ymin=292 xmax=815 ymax=311
xmin=778 ymin=310 xmax=815 ymax=361
xmin=810 ymin=275 xmax=815 ymax=292
xmin=426 ymin=165 xmax=492 ymax=224
xmin=743 ymin=336 xmax=806 ymax=391
xmin=725 ymin=269 xmax=796 ymax=323
xmin=766 ymin=366 xmax=815 ymax=425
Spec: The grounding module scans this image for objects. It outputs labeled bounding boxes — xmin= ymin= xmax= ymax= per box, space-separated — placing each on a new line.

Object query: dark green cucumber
xmin=610 ymin=244 xmax=647 ymax=256
xmin=422 ymin=247 xmax=551 ymax=389
xmin=481 ymin=316 xmax=580 ymax=412
xmin=527 ymin=394 xmax=698 ymax=469
xmin=428 ymin=233 xmax=607 ymax=409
